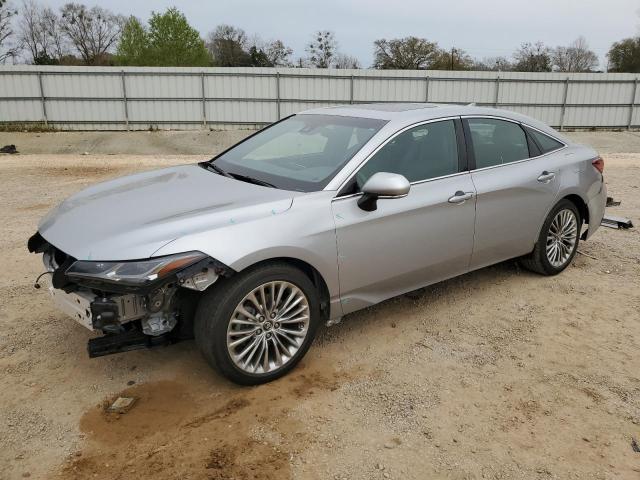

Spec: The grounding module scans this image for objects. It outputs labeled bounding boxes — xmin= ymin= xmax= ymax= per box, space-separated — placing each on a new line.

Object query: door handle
xmin=537 ymin=171 xmax=556 ymax=183
xmin=448 ymin=191 xmax=474 ymax=204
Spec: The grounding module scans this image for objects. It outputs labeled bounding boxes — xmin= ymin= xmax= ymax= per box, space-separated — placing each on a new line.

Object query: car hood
xmin=38 ymin=164 xmax=298 ymax=261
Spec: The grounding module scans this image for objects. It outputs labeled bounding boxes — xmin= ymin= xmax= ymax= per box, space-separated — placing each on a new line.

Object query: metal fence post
xmin=349 ymin=75 xmax=354 ymax=104
xmin=628 ymin=77 xmax=638 ymax=130
xmin=425 ymin=76 xmax=429 ymax=103
xmin=120 ymin=70 xmax=129 ymax=131
xmin=37 ymin=71 xmax=48 ymax=126
xmin=559 ymin=77 xmax=570 ymax=131
xmin=494 ymin=76 xmax=500 ymax=108
xmin=276 ymin=72 xmax=281 ymax=120
xmin=201 ymin=72 xmax=207 ymax=128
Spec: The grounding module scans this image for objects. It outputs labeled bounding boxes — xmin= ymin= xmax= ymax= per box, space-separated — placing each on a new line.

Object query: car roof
xmin=299 ymin=103 xmax=567 ymax=141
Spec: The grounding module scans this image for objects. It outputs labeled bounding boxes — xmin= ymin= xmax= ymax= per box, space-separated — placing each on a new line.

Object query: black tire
xmin=194 ymin=262 xmax=320 ymax=385
xmin=520 ymin=199 xmax=582 ymax=276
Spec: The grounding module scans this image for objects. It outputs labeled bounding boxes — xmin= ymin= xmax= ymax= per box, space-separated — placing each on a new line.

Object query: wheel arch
xmin=232 ymin=256 xmax=333 ymax=322
xmin=561 ymin=193 xmax=589 ymax=225
xmin=531 ymin=192 xmax=589 ymax=249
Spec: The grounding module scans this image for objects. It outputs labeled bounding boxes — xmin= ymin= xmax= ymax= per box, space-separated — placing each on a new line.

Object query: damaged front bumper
xmin=28 ymin=232 xmax=232 ymax=357
xmin=48 ymin=286 xmax=141 ymax=331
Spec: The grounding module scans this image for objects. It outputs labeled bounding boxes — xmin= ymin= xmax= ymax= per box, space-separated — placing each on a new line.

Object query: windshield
xmin=210 ymin=114 xmax=387 ymax=191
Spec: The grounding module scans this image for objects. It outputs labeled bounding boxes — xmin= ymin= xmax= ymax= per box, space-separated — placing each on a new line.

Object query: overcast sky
xmin=40 ymin=0 xmax=640 ymax=68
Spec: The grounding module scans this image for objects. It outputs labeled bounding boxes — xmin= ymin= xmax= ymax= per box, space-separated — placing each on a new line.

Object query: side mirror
xmin=357 ymin=172 xmax=410 ymax=212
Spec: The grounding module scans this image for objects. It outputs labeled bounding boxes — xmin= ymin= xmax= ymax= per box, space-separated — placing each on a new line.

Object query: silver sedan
xmin=29 ymin=103 xmax=607 ymax=384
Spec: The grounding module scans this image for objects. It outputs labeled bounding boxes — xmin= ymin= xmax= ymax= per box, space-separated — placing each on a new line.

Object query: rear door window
xmin=467 ymin=118 xmax=529 ymax=169
xmin=525 ymin=127 xmax=565 ymax=154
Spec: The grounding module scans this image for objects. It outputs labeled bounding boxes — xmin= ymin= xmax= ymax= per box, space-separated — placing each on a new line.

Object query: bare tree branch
xmin=0 ymin=0 xmax=19 ymax=63
xmin=59 ymin=3 xmax=124 ymax=65
xmin=306 ymin=30 xmax=336 ymax=68
xmin=18 ymin=0 xmax=67 ymax=63
xmin=553 ymin=36 xmax=598 ymax=72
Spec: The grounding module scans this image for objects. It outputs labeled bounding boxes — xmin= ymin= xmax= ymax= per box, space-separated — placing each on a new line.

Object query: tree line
xmin=0 ymin=0 xmax=639 ymax=73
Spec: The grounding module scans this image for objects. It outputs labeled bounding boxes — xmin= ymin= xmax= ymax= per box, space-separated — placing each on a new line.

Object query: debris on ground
xmin=601 ymin=214 xmax=634 ymax=229
xmin=606 ymin=196 xmax=621 ymax=207
xmin=632 ymin=437 xmax=640 ymax=453
xmin=0 ymin=144 xmax=18 ymax=154
xmin=106 ymin=397 xmax=137 ymax=414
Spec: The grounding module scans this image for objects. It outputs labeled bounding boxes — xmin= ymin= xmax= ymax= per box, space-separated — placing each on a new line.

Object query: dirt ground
xmin=0 ymin=132 xmax=639 ymax=480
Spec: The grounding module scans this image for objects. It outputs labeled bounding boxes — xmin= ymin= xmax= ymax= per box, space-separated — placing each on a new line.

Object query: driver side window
xmin=356 ymin=120 xmax=459 ymax=189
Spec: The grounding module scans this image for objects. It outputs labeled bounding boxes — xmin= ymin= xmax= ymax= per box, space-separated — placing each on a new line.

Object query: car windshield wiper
xmin=202 ymin=162 xmax=276 ymax=188
xmin=204 ymin=162 xmax=234 ymax=179
xmin=228 ymin=172 xmax=277 ymax=189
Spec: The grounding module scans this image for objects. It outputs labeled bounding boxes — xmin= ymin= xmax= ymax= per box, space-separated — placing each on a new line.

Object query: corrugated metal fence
xmin=1 ymin=66 xmax=639 ymax=130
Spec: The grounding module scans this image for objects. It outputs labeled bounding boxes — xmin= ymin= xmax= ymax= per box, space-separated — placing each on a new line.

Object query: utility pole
xmin=451 ymin=47 xmax=455 ymax=70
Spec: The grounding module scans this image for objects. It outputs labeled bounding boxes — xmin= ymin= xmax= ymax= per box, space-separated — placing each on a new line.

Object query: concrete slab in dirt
xmin=107 ymin=397 xmax=137 ymax=414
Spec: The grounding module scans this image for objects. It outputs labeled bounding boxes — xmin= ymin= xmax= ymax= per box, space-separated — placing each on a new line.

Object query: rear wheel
xmin=520 ymin=199 xmax=581 ymax=276
xmin=194 ymin=263 xmax=320 ymax=385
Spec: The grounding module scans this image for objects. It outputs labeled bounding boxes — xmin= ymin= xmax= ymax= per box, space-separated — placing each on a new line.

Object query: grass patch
xmin=0 ymin=122 xmax=58 ymax=133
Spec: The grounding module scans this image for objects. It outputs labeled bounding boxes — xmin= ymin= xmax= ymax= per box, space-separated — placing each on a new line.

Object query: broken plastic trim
xmin=87 ymin=328 xmax=172 ymax=358
xmin=176 ymin=257 xmax=234 ymax=291
xmin=601 ymin=214 xmax=634 ymax=230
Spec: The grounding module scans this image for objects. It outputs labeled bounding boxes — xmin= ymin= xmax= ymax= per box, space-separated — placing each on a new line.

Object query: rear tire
xmin=194 ymin=262 xmax=320 ymax=385
xmin=520 ymin=199 xmax=581 ymax=276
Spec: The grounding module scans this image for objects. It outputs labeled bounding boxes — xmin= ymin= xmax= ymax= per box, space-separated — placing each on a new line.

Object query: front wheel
xmin=520 ymin=199 xmax=582 ymax=276
xmin=194 ymin=263 xmax=320 ymax=385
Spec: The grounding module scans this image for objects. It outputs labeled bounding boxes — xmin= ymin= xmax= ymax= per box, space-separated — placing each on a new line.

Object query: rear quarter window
xmin=526 ymin=127 xmax=565 ymax=154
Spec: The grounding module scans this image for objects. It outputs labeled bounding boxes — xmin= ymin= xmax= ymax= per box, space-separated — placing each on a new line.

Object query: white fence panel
xmin=0 ymin=66 xmax=638 ymax=130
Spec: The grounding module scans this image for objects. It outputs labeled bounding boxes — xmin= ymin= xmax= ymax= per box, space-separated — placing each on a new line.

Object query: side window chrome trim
xmin=332 ymin=170 xmax=471 ymax=202
xmin=461 ymin=115 xmax=568 ymax=173
xmin=334 ymin=115 xmax=461 ymax=197
xmin=461 ymin=114 xmax=567 ymax=146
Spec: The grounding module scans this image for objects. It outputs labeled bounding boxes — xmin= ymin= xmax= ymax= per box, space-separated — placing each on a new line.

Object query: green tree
xmin=146 ymin=7 xmax=210 ymax=66
xmin=607 ymin=37 xmax=640 ymax=72
xmin=115 ymin=16 xmax=149 ymax=66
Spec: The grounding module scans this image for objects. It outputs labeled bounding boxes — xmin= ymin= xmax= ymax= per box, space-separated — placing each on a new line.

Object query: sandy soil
xmin=0 ymin=147 xmax=639 ymax=480
xmin=3 ymin=129 xmax=640 ymax=156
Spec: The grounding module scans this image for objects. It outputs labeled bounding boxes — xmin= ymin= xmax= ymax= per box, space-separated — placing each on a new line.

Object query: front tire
xmin=520 ymin=199 xmax=581 ymax=276
xmin=194 ymin=262 xmax=320 ymax=385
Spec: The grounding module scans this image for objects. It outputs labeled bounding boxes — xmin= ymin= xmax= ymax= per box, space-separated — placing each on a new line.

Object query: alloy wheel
xmin=226 ymin=281 xmax=310 ymax=374
xmin=546 ymin=209 xmax=578 ymax=268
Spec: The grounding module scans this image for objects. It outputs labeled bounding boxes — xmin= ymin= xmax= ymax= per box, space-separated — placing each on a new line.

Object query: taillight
xmin=592 ymin=156 xmax=604 ymax=174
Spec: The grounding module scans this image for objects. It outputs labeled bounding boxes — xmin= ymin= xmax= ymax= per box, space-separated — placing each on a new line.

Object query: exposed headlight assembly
xmin=66 ymin=251 xmax=207 ymax=287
